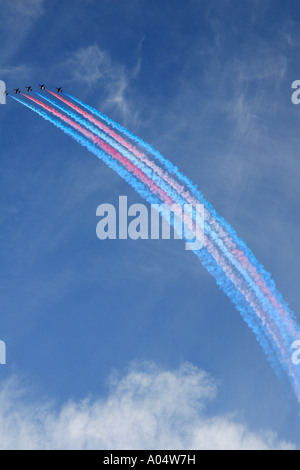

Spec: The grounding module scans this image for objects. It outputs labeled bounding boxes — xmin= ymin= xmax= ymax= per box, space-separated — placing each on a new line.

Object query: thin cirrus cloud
xmin=0 ymin=0 xmax=45 ymax=62
xmin=0 ymin=362 xmax=294 ymax=450
xmin=60 ymin=44 xmax=142 ymax=127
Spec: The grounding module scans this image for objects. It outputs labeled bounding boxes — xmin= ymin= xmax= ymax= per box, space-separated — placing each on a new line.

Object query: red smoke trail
xmin=60 ymin=92 xmax=296 ymax=339
xmin=30 ymin=94 xmax=292 ymax=347
xmin=22 ymin=93 xmax=288 ymax=373
xmin=47 ymin=91 xmax=296 ymax=341
xmin=23 ymin=93 xmax=173 ymax=206
xmin=14 ymin=93 xmax=299 ymax=402
xmin=47 ymin=90 xmax=146 ymax=159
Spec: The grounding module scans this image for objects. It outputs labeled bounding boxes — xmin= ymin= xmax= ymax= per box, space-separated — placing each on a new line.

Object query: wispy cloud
xmin=60 ymin=44 xmax=142 ymax=127
xmin=0 ymin=363 xmax=294 ymax=450
xmin=0 ymin=64 xmax=31 ymax=83
xmin=0 ymin=0 xmax=45 ymax=62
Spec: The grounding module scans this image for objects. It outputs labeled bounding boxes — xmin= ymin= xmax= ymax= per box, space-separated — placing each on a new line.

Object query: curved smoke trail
xmin=29 ymin=93 xmax=294 ymax=368
xmin=10 ymin=92 xmax=300 ymax=404
xmin=54 ymin=94 xmax=299 ymax=333
xmin=64 ymin=93 xmax=297 ymax=327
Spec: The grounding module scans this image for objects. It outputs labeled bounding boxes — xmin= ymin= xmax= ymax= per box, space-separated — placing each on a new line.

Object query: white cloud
xmin=0 ymin=0 xmax=45 ymax=62
xmin=62 ymin=44 xmax=141 ymax=127
xmin=0 ymin=363 xmax=294 ymax=450
xmin=0 ymin=64 xmax=31 ymax=82
xmin=0 ymin=0 xmax=44 ymax=31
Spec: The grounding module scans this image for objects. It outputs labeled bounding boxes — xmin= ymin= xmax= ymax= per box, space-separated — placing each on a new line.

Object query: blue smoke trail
xmin=11 ymin=94 xmax=299 ymax=402
xmin=34 ymin=93 xmax=289 ymax=342
xmin=65 ymin=93 xmax=295 ymax=323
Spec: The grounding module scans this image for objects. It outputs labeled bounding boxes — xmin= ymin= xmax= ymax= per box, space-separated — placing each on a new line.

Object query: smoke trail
xmin=50 ymin=93 xmax=298 ymax=353
xmin=22 ymin=93 xmax=174 ymax=206
xmin=34 ymin=92 xmax=185 ymax=203
xmin=23 ymin=93 xmax=300 ymax=388
xmin=11 ymin=94 xmax=300 ymax=404
xmin=35 ymin=97 xmax=298 ymax=383
xmin=64 ymin=93 xmax=296 ymax=325
xmin=49 ymin=96 xmax=284 ymax=304
xmin=11 ymin=96 xmax=158 ymax=207
xmin=17 ymin=96 xmax=282 ymax=377
xmin=61 ymin=93 xmax=296 ymax=327
xmin=30 ymin=93 xmax=290 ymax=345
xmin=60 ymin=95 xmax=299 ymax=341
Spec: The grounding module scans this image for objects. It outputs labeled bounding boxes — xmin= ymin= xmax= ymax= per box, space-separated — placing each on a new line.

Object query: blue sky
xmin=0 ymin=0 xmax=299 ymax=449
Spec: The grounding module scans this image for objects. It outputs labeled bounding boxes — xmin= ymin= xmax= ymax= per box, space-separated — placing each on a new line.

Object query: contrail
xmin=63 ymin=93 xmax=297 ymax=322
xmin=44 ymin=95 xmax=293 ymax=322
xmin=43 ymin=94 xmax=298 ymax=349
xmin=54 ymin=93 xmax=297 ymax=334
xmin=11 ymin=93 xmax=300 ymax=404
xmin=27 ymin=94 xmax=288 ymax=339
xmin=17 ymin=92 xmax=300 ymax=400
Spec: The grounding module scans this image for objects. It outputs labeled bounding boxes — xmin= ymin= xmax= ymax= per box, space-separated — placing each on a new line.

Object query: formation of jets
xmin=1 ymin=85 xmax=63 ymax=96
